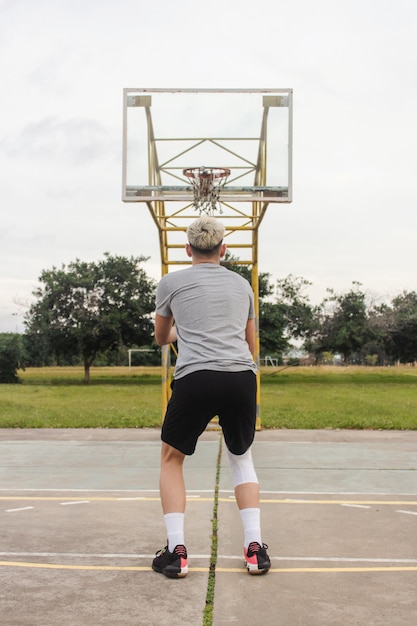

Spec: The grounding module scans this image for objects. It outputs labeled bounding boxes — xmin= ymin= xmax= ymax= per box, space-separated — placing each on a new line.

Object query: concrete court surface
xmin=0 ymin=428 xmax=417 ymax=626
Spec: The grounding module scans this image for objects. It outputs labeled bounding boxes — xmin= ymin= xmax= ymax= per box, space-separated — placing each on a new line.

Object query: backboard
xmin=122 ymin=88 xmax=293 ymax=204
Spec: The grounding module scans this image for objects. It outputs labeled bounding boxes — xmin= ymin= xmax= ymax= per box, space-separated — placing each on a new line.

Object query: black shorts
xmin=161 ymin=370 xmax=257 ymax=456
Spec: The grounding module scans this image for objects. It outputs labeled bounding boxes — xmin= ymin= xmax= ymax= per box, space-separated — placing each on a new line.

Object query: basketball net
xmin=183 ymin=167 xmax=230 ymax=215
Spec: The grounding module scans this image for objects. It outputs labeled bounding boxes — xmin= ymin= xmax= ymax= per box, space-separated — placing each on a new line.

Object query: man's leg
xmin=226 ymin=447 xmax=271 ymax=574
xmin=227 ymin=447 xmax=262 ymax=543
xmin=234 ymin=481 xmax=260 ymax=510
xmin=160 ymin=442 xmax=187 ymax=550
xmin=152 ymin=442 xmax=188 ymax=578
xmin=160 ymin=442 xmax=186 ymax=514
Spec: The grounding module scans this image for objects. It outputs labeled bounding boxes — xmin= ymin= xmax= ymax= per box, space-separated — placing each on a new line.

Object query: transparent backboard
xmin=122 ymin=88 xmax=293 ymax=204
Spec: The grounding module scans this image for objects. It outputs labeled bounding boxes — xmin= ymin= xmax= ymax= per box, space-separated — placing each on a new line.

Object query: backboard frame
xmin=122 ymin=88 xmax=293 ymax=204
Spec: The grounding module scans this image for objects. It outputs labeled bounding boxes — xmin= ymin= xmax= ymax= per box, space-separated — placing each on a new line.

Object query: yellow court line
xmin=1 ymin=561 xmax=417 ymax=574
xmin=0 ymin=561 xmax=150 ymax=571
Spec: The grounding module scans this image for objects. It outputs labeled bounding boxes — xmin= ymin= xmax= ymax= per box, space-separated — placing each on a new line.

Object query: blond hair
xmin=187 ymin=216 xmax=225 ymax=251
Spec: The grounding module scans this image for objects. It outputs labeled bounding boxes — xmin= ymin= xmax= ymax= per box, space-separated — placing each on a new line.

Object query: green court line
xmin=203 ymin=436 xmax=222 ymax=626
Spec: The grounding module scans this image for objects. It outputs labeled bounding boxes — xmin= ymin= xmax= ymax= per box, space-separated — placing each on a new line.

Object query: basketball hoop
xmin=183 ymin=167 xmax=230 ymax=215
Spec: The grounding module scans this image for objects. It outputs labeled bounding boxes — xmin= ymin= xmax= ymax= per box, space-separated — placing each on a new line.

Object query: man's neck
xmin=191 ymin=257 xmax=220 ymax=265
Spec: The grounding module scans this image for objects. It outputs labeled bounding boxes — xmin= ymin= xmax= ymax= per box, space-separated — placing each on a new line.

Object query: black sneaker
xmin=152 ymin=544 xmax=188 ymax=578
xmin=244 ymin=542 xmax=271 ymax=575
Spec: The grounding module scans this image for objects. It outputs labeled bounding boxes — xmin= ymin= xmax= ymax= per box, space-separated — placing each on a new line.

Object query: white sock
xmin=239 ymin=507 xmax=262 ymax=548
xmin=164 ymin=512 xmax=185 ymax=552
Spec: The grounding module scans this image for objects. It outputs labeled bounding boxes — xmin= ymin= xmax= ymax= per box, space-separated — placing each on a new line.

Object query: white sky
xmin=1 ymin=0 xmax=416 ymax=332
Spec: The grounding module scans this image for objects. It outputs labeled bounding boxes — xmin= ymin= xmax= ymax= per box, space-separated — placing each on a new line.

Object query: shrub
xmin=0 ymin=334 xmax=25 ymax=383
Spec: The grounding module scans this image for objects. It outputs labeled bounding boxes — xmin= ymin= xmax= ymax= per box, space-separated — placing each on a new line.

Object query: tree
xmin=222 ymin=264 xmax=319 ymax=358
xmin=275 ymin=275 xmax=318 ymax=342
xmin=0 ymin=334 xmax=25 ymax=383
xmin=312 ymin=282 xmax=371 ymax=363
xmin=259 ymin=301 xmax=289 ymax=355
xmin=373 ymin=291 xmax=417 ymax=364
xmin=24 ymin=253 xmax=156 ymax=383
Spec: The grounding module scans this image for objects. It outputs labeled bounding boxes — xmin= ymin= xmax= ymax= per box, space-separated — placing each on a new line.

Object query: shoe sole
xmin=247 ymin=566 xmax=270 ymax=575
xmin=152 ymin=564 xmax=188 ymax=578
xmin=245 ymin=561 xmax=271 ymax=575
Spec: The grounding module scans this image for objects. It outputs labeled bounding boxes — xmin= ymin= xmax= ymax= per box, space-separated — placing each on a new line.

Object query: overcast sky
xmin=1 ymin=0 xmax=416 ymax=332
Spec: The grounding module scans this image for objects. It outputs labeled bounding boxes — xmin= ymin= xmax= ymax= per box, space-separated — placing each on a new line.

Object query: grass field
xmin=0 ymin=366 xmax=416 ymax=430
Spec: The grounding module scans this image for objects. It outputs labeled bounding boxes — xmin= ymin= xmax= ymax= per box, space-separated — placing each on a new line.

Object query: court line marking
xmin=396 ymin=510 xmax=417 ymax=516
xmin=341 ymin=504 xmax=371 ymax=509
xmin=0 ymin=488 xmax=212 ymax=494
xmin=0 ymin=496 xmax=164 ymax=502
xmin=1 ymin=488 xmax=417 ymax=497
xmin=1 ymin=488 xmax=416 ymax=495
xmin=1 ymin=552 xmax=417 ymax=564
xmin=1 ymin=560 xmax=417 ymax=574
xmin=216 ymin=566 xmax=417 ymax=574
xmin=1 ymin=496 xmax=417 ymax=505
xmin=5 ymin=507 xmax=34 ymax=513
xmin=258 ymin=499 xmax=417 ymax=506
xmin=256 ymin=491 xmax=417 ymax=496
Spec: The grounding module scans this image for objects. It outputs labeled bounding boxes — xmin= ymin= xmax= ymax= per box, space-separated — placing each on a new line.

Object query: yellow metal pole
xmin=251 ymin=220 xmax=261 ymax=430
xmin=158 ymin=215 xmax=171 ymax=418
xmin=144 ymin=104 xmax=173 ymax=419
xmin=161 ymin=344 xmax=170 ymax=417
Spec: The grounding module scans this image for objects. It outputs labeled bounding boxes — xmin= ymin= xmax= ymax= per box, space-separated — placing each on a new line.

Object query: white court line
xmin=223 ymin=555 xmax=417 ymax=564
xmin=116 ymin=497 xmax=147 ymax=501
xmin=0 ymin=552 xmax=147 ymax=559
xmin=5 ymin=507 xmax=34 ymax=513
xmin=0 ymin=488 xmax=416 ymax=496
xmin=220 ymin=489 xmax=417 ymax=496
xmin=1 ymin=551 xmax=416 ymax=564
xmin=0 ymin=488 xmax=214 ymax=494
xmin=396 ymin=510 xmax=417 ymax=516
xmin=59 ymin=501 xmax=90 ymax=506
xmin=0 ymin=488 xmax=161 ymax=493
xmin=341 ymin=504 xmax=371 ymax=509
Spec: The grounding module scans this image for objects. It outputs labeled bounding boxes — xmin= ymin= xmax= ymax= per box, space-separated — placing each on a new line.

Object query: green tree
xmin=0 ymin=334 xmax=25 ymax=383
xmin=223 ymin=264 xmax=318 ymax=358
xmin=373 ymin=291 xmax=417 ymax=363
xmin=313 ymin=282 xmax=371 ymax=363
xmin=276 ymin=275 xmax=318 ymax=342
xmin=259 ymin=301 xmax=289 ymax=355
xmin=24 ymin=253 xmax=156 ymax=383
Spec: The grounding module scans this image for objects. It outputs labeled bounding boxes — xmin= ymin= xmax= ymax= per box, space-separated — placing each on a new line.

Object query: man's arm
xmin=245 ymin=317 xmax=256 ymax=356
xmin=154 ymin=313 xmax=177 ymax=346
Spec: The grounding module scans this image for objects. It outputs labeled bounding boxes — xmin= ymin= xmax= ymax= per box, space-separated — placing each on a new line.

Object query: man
xmin=152 ymin=215 xmax=270 ymax=578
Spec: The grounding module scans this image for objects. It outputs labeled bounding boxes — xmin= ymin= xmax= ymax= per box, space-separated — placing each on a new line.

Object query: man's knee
xmin=161 ymin=442 xmax=185 ymax=465
xmin=226 ymin=447 xmax=259 ymax=487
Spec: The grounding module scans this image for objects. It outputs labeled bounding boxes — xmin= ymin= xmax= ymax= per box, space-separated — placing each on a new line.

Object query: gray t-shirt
xmin=155 ymin=263 xmax=257 ymax=379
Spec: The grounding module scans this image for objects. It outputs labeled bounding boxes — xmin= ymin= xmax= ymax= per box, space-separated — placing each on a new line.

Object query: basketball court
xmin=1 ymin=428 xmax=416 ymax=625
xmin=2 ymin=89 xmax=415 ymax=624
